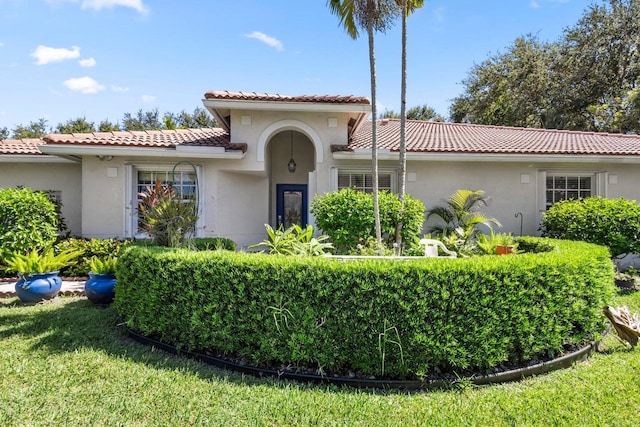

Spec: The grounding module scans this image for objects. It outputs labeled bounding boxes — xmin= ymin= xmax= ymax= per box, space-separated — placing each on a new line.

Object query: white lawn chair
xmin=419 ymin=239 xmax=457 ymax=258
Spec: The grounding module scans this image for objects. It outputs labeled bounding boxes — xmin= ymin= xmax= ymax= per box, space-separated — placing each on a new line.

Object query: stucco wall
xmin=0 ymin=161 xmax=82 ymax=236
xmin=329 ymin=158 xmax=640 ymax=237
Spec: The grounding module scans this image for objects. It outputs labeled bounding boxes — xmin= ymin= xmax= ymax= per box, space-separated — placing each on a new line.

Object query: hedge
xmin=114 ymin=238 xmax=614 ymax=380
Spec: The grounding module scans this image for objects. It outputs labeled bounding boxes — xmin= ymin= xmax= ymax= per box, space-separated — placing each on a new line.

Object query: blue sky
xmin=0 ymin=0 xmax=593 ymax=131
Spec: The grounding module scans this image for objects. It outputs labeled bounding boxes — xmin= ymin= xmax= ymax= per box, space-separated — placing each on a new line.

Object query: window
xmin=125 ymin=164 xmax=202 ymax=238
xmin=337 ymin=171 xmax=393 ymax=193
xmin=545 ymin=174 xmax=593 ymax=209
xmin=137 ymin=170 xmax=197 ymax=200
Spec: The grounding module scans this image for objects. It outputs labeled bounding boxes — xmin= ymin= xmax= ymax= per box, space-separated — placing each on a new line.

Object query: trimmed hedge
xmin=541 ymin=196 xmax=640 ymax=257
xmin=114 ymin=238 xmax=614 ymax=380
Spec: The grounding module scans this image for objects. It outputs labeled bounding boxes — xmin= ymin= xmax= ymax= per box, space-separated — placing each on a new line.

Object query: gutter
xmin=39 ymin=145 xmax=245 ymax=160
xmin=332 ymin=151 xmax=640 ymax=164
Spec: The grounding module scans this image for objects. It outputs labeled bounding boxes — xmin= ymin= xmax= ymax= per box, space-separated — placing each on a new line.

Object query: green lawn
xmin=1 ymin=290 xmax=639 ymax=426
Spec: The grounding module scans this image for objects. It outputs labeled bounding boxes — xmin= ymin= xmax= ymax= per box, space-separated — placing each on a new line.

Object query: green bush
xmin=311 ymin=188 xmax=425 ymax=253
xmin=55 ymin=238 xmax=131 ymax=277
xmin=541 ymin=197 xmax=640 ymax=257
xmin=190 ymin=237 xmax=236 ymax=252
xmin=0 ymin=188 xmax=59 ymax=264
xmin=114 ymin=238 xmax=614 ymax=380
xmin=249 ymin=224 xmax=333 ymax=256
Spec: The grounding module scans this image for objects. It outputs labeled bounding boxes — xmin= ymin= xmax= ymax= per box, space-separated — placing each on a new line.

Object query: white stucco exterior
xmin=2 ymin=93 xmax=640 ymax=249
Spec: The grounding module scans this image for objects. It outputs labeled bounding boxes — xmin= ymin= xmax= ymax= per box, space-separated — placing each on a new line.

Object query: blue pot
xmin=15 ymin=271 xmax=62 ymax=303
xmin=85 ymin=273 xmax=116 ymax=304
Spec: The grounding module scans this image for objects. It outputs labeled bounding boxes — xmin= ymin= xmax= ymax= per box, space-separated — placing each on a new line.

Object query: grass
xmin=0 ymin=291 xmax=639 ymax=426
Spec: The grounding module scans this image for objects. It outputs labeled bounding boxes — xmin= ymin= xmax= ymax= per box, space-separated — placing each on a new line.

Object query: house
xmin=2 ymin=89 xmax=640 ymax=249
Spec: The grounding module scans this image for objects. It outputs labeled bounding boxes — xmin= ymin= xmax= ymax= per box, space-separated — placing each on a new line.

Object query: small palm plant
xmin=427 ymin=189 xmax=502 ymax=244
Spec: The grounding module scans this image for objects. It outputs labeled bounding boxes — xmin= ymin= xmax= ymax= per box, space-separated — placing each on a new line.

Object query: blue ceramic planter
xmin=15 ymin=271 xmax=62 ymax=303
xmin=85 ymin=272 xmax=116 ymax=304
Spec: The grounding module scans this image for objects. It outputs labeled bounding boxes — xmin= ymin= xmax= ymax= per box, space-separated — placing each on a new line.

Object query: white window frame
xmin=124 ymin=163 xmax=204 ymax=238
xmin=330 ymin=167 xmax=397 ymax=193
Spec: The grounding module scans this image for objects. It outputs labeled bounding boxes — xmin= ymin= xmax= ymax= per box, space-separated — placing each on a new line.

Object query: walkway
xmin=0 ymin=279 xmax=85 ymax=298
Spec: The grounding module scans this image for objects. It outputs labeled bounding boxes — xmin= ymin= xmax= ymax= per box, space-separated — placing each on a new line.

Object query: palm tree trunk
xmin=368 ymin=24 xmax=383 ymax=252
xmin=394 ymin=1 xmax=408 ymax=255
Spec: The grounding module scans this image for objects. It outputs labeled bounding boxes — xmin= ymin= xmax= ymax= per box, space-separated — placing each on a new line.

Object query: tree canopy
xmin=381 ymin=104 xmax=444 ymax=121
xmin=2 ymin=107 xmax=218 ymax=140
xmin=450 ymin=0 xmax=640 ymax=133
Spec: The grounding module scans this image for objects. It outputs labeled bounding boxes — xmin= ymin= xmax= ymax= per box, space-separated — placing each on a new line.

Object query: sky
xmin=0 ymin=0 xmax=596 ymax=132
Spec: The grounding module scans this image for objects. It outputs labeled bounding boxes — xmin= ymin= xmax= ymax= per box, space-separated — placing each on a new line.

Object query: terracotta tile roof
xmin=0 ymin=138 xmax=45 ymax=155
xmin=343 ymin=119 xmax=640 ymax=156
xmin=204 ymin=90 xmax=371 ymax=105
xmin=42 ymin=128 xmax=243 ymax=151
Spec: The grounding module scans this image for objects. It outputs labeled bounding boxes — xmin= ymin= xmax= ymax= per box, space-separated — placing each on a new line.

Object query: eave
xmin=0 ymin=154 xmax=80 ymax=163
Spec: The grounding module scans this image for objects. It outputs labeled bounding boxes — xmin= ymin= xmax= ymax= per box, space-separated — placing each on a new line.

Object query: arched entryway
xmin=267 ymin=129 xmax=315 ymax=228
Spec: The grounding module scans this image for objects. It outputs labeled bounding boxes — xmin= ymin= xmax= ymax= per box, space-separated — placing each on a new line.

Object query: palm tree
xmin=327 ymin=0 xmax=399 ymax=252
xmin=426 ymin=189 xmax=502 ymax=243
xmin=394 ymin=0 xmax=424 ymax=254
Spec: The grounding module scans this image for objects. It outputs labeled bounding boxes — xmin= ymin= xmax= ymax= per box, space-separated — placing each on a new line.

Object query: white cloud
xmin=111 ymin=85 xmax=129 ymax=92
xmin=31 ymin=45 xmax=80 ymax=65
xmin=79 ymin=57 xmax=96 ymax=67
xmin=141 ymin=94 xmax=155 ymax=103
xmin=63 ymin=76 xmax=105 ymax=94
xmin=81 ymin=0 xmax=148 ymax=14
xmin=244 ymin=31 xmax=284 ymax=51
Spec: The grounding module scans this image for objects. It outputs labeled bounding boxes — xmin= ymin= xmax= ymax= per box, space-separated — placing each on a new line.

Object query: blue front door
xmin=276 ymin=184 xmax=307 ymax=228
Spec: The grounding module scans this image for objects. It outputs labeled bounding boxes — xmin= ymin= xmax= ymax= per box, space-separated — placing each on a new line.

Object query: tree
xmin=165 ymin=107 xmax=218 ymax=129
xmin=557 ymin=0 xmax=640 ymax=133
xmin=328 ymin=0 xmax=400 ymax=252
xmin=122 ymin=109 xmax=163 ymax=131
xmin=11 ymin=118 xmax=49 ymax=139
xmin=98 ymin=120 xmax=121 ymax=132
xmin=381 ymin=104 xmax=444 ymax=121
xmin=450 ymin=1 xmax=640 ymax=133
xmin=393 ymin=0 xmax=424 ymax=254
xmin=450 ymin=35 xmax=557 ymax=128
xmin=55 ymin=117 xmax=96 ymax=134
xmin=0 ymin=127 xmax=8 ymax=140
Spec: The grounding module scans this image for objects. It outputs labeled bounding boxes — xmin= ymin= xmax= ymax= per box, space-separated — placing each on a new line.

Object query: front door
xmin=276 ymin=184 xmax=307 ymax=228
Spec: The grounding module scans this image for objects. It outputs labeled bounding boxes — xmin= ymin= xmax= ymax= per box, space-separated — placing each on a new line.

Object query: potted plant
xmin=85 ymin=256 xmax=118 ymax=304
xmin=495 ymin=233 xmax=518 ymax=255
xmin=4 ymin=247 xmax=83 ymax=303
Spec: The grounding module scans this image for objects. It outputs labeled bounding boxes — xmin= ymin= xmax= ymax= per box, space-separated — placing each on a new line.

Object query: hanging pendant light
xmin=287 ymin=130 xmax=296 ymax=173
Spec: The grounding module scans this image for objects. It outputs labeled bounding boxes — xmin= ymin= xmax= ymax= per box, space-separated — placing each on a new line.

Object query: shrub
xmin=0 ymin=187 xmax=59 ymax=263
xmin=311 ymin=188 xmax=425 ymax=253
xmin=114 ymin=238 xmax=614 ymax=380
xmin=55 ymin=238 xmax=131 ymax=277
xmin=190 ymin=237 xmax=236 ymax=252
xmin=541 ymin=197 xmax=640 ymax=257
xmin=138 ymin=180 xmax=198 ymax=248
xmin=249 ymin=224 xmax=333 ymax=256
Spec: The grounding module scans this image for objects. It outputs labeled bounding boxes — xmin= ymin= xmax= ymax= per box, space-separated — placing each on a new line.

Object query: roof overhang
xmin=333 ymin=150 xmax=640 ymax=164
xmin=0 ymin=154 xmax=80 ymax=163
xmin=39 ymin=144 xmax=245 ymax=160
xmin=202 ymin=98 xmax=371 ymax=135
